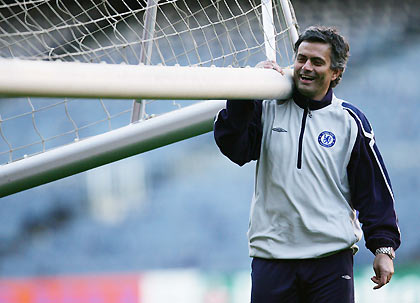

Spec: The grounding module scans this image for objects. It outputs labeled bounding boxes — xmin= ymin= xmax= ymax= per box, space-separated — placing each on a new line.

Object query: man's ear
xmin=331 ymin=68 xmax=341 ymax=81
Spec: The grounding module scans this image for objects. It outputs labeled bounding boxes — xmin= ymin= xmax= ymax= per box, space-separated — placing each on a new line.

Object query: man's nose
xmin=302 ymin=60 xmax=313 ymax=71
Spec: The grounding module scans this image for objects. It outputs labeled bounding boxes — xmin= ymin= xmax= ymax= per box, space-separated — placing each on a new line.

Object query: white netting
xmin=0 ymin=0 xmax=297 ymax=165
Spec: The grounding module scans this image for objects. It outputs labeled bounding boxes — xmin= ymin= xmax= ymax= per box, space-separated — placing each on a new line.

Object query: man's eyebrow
xmin=296 ymin=54 xmax=326 ymax=62
xmin=312 ymin=56 xmax=326 ymax=62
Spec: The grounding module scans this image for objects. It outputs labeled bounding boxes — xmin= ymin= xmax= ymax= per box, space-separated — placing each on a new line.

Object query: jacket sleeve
xmin=345 ymin=105 xmax=401 ymax=255
xmin=213 ymin=100 xmax=263 ymax=166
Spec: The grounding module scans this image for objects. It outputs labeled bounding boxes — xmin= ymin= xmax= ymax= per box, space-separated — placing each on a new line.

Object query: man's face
xmin=293 ymin=41 xmax=340 ymax=101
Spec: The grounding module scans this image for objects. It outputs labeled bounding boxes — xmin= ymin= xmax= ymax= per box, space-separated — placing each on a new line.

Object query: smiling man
xmin=214 ymin=26 xmax=400 ymax=303
xmin=294 ymin=40 xmax=340 ymax=100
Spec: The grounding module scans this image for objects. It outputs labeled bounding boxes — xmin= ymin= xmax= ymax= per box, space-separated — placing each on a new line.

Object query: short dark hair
xmin=294 ymin=26 xmax=349 ymax=88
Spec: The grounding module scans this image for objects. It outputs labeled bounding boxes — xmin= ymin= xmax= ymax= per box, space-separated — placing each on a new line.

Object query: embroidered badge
xmin=318 ymin=131 xmax=336 ymax=147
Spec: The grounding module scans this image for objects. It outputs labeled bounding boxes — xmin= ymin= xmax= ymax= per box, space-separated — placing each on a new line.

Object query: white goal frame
xmin=0 ymin=0 xmax=299 ymax=197
xmin=0 ymin=63 xmax=293 ymax=197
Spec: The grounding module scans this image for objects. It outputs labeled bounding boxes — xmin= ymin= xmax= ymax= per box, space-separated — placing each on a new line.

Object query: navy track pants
xmin=251 ymin=249 xmax=354 ymax=303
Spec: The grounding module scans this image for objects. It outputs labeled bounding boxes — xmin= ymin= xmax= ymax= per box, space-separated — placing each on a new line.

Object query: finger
xmin=256 ymin=61 xmax=284 ymax=75
xmin=269 ymin=63 xmax=284 ymax=75
xmin=380 ymin=273 xmax=388 ymax=285
xmin=371 ymin=276 xmax=385 ymax=290
xmin=374 ymin=275 xmax=388 ymax=290
xmin=255 ymin=61 xmax=269 ymax=68
xmin=271 ymin=64 xmax=284 ymax=75
xmin=386 ymin=272 xmax=393 ymax=284
xmin=260 ymin=62 xmax=273 ymax=69
xmin=373 ymin=280 xmax=385 ymax=290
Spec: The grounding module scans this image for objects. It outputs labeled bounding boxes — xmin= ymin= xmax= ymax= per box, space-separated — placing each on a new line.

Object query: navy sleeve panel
xmin=343 ymin=102 xmax=401 ymax=254
xmin=213 ymin=100 xmax=263 ymax=166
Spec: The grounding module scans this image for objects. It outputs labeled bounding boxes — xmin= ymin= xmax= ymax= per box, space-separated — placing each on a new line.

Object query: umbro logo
xmin=272 ymin=127 xmax=287 ymax=133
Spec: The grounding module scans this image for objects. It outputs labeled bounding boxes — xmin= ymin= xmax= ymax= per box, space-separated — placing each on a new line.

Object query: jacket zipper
xmin=297 ymin=107 xmax=311 ymax=169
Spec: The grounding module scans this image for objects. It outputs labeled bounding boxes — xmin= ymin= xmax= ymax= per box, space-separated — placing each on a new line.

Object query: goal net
xmin=0 ymin=0 xmax=298 ymax=197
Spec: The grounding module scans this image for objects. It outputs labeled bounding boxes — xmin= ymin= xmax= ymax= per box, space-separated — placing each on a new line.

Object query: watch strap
xmin=375 ymin=247 xmax=395 ymax=260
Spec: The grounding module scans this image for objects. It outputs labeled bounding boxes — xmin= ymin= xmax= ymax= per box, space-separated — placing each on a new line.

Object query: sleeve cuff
xmin=366 ymin=238 xmax=398 ymax=255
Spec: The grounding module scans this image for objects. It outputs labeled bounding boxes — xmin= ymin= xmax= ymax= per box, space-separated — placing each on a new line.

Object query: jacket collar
xmin=292 ymin=88 xmax=333 ymax=110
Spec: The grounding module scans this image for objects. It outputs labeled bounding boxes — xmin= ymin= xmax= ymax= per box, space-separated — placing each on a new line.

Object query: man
xmin=214 ymin=26 xmax=400 ymax=302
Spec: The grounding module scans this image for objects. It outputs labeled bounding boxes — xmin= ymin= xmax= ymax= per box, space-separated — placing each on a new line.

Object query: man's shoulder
xmin=334 ymin=97 xmax=372 ymax=133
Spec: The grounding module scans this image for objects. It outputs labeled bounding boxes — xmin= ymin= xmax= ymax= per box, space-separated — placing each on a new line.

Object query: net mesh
xmin=0 ymin=0 xmax=297 ymax=165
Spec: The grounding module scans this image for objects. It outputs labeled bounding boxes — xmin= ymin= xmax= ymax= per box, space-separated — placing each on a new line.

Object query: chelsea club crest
xmin=318 ymin=131 xmax=336 ymax=148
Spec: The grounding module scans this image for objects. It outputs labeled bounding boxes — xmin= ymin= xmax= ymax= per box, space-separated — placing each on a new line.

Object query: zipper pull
xmin=308 ymin=107 xmax=312 ymax=118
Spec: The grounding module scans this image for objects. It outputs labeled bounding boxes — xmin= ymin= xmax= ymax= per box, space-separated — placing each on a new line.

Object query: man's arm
xmin=213 ymin=60 xmax=283 ymax=166
xmin=213 ymin=99 xmax=263 ymax=166
xmin=344 ymin=104 xmax=401 ymax=289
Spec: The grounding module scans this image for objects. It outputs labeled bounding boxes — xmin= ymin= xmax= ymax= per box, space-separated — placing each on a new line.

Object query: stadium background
xmin=1 ymin=0 xmax=419 ymax=302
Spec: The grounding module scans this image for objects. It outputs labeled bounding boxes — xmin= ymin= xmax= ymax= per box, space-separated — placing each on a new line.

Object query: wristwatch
xmin=375 ymin=247 xmax=395 ymax=260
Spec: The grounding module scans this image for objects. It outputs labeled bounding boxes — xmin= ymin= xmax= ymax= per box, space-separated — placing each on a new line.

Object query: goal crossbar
xmin=0 ymin=59 xmax=293 ymax=100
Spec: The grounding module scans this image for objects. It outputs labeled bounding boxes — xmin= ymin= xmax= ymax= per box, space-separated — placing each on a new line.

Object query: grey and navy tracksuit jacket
xmin=214 ymin=88 xmax=400 ymax=259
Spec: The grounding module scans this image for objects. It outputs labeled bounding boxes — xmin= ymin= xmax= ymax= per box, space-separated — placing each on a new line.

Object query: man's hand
xmin=255 ymin=60 xmax=284 ymax=75
xmin=371 ymin=254 xmax=394 ymax=290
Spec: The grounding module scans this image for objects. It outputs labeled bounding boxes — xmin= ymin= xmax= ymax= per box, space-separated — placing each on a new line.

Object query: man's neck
xmin=292 ymin=88 xmax=333 ymax=110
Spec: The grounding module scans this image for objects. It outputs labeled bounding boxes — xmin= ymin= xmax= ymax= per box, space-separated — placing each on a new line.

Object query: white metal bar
xmin=0 ymin=100 xmax=226 ymax=197
xmin=279 ymin=0 xmax=299 ymax=45
xmin=262 ymin=0 xmax=276 ymax=61
xmin=0 ymin=59 xmax=293 ymax=100
xmin=131 ymin=99 xmax=146 ymax=122
xmin=131 ymin=0 xmax=159 ymax=123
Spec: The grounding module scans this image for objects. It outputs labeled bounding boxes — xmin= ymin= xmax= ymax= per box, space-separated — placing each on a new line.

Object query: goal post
xmin=0 ymin=0 xmax=299 ymax=197
xmin=0 ymin=100 xmax=225 ymax=197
